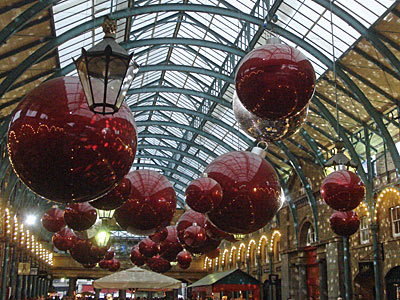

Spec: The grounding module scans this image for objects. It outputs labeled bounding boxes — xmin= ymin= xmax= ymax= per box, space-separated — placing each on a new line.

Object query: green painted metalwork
xmin=0 ymin=0 xmax=58 ymax=47
xmin=135 ymin=154 xmax=201 ymax=176
xmin=276 ymin=141 xmax=319 ymax=241
xmin=268 ymin=23 xmax=400 ymax=174
xmin=300 ymin=128 xmax=326 ymax=168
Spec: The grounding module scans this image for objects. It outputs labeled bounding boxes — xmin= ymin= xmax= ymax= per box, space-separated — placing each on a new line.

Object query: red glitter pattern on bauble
xmin=185 ymin=177 xmax=223 ymax=213
xmin=90 ymin=177 xmax=131 ymax=210
xmin=64 ymin=202 xmax=97 ymax=231
xmin=41 ymin=207 xmax=65 ymax=233
xmin=329 ymin=210 xmax=360 ymax=236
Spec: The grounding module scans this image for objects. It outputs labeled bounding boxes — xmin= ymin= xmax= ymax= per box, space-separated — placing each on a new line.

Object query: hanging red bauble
xmin=185 ymin=177 xmax=223 ymax=213
xmin=205 ymin=248 xmax=220 ymax=259
xmin=149 ymin=227 xmax=168 ymax=244
xmin=139 ymin=238 xmax=159 ymax=258
xmin=159 ymin=226 xmax=183 ymax=262
xmin=99 ymin=259 xmax=112 ymax=270
xmin=321 ymin=170 xmax=365 ymax=211
xmin=130 ymin=246 xmax=146 ymax=267
xmin=89 ymin=178 xmax=131 ymax=210
xmin=183 ymin=225 xmax=207 ymax=248
xmin=108 ymin=259 xmax=121 ymax=272
xmin=176 ymin=209 xmax=207 ymax=243
xmin=178 ymin=263 xmax=190 ymax=270
xmin=41 ymin=207 xmax=66 ymax=233
xmin=185 ymin=238 xmax=221 ymax=257
xmin=70 ymin=239 xmax=100 ymax=265
xmin=64 ymin=202 xmax=97 ymax=231
xmin=176 ymin=251 xmax=192 ymax=266
xmin=204 ymin=221 xmax=235 ymax=242
xmin=90 ymin=244 xmax=108 ymax=260
xmin=329 ymin=210 xmax=360 ymax=236
xmin=114 ymin=170 xmax=176 ymax=235
xmin=235 ymin=44 xmax=315 ymax=120
xmin=147 ymin=255 xmax=172 ymax=273
xmin=82 ymin=263 xmax=97 ymax=269
xmin=52 ymin=228 xmax=78 ymax=251
xmin=7 ymin=77 xmax=137 ymax=203
xmin=205 ymin=151 xmax=281 ymax=234
xmin=104 ymin=249 xmax=115 ymax=260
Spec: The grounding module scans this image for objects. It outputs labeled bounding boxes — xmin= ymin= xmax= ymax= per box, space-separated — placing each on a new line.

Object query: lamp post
xmin=74 ymin=16 xmax=139 ymax=115
xmin=324 ymin=140 xmax=357 ymax=175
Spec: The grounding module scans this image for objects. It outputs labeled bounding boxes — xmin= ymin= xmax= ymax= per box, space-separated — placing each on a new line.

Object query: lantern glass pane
xmin=118 ymin=61 xmax=139 ymax=106
xmin=75 ymin=57 xmax=94 ymax=108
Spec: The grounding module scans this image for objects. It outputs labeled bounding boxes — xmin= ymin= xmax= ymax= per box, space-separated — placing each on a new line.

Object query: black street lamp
xmin=324 ymin=140 xmax=357 ymax=175
xmin=74 ymin=16 xmax=139 ymax=115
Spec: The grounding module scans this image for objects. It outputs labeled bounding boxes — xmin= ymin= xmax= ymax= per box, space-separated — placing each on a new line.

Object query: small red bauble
xmin=235 ymin=44 xmax=315 ymax=120
xmin=149 ymin=227 xmax=168 ymax=243
xmin=130 ymin=246 xmax=146 ymax=267
xmin=70 ymin=239 xmax=100 ymax=265
xmin=114 ymin=170 xmax=176 ymax=235
xmin=52 ymin=228 xmax=78 ymax=251
xmin=99 ymin=259 xmax=112 ymax=270
xmin=183 ymin=225 xmax=207 ymax=248
xmin=41 ymin=207 xmax=66 ymax=233
xmin=159 ymin=226 xmax=183 ymax=262
xmin=147 ymin=256 xmax=172 ymax=273
xmin=104 ymin=249 xmax=115 ymax=260
xmin=321 ymin=170 xmax=366 ymax=211
xmin=205 ymin=151 xmax=281 ymax=234
xmin=139 ymin=238 xmax=159 ymax=258
xmin=205 ymin=248 xmax=220 ymax=259
xmin=185 ymin=238 xmax=221 ymax=257
xmin=90 ymin=178 xmax=131 ymax=210
xmin=185 ymin=177 xmax=223 ymax=213
xmin=178 ymin=263 xmax=190 ymax=270
xmin=64 ymin=203 xmax=97 ymax=231
xmin=329 ymin=210 xmax=360 ymax=236
xmin=176 ymin=251 xmax=192 ymax=266
xmin=176 ymin=209 xmax=207 ymax=244
xmin=108 ymin=259 xmax=121 ymax=272
xmin=7 ymin=77 xmax=137 ymax=203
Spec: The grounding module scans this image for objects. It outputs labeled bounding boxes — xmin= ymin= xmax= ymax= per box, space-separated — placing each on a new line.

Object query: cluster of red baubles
xmin=320 ymin=170 xmax=365 ymax=237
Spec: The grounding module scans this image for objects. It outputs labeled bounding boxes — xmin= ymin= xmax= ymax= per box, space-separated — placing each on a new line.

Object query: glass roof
xmin=47 ymin=0 xmax=397 ymax=207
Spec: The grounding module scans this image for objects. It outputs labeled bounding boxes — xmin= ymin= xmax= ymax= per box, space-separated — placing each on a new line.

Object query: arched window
xmin=306 ymin=226 xmax=316 ymax=246
xmin=300 ymin=221 xmax=315 ymax=247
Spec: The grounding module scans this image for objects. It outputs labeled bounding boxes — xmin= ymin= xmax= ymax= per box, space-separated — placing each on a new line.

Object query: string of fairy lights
xmin=4 ymin=207 xmax=54 ymax=266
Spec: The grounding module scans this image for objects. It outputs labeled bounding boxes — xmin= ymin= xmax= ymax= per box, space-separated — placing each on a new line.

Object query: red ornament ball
xmin=41 ymin=207 xmax=66 ymax=233
xmin=90 ymin=177 xmax=131 ymax=210
xmin=176 ymin=251 xmax=192 ymax=266
xmin=90 ymin=244 xmax=108 ymax=260
xmin=159 ymin=226 xmax=183 ymax=262
xmin=52 ymin=228 xmax=78 ymax=251
xmin=149 ymin=227 xmax=168 ymax=243
xmin=329 ymin=210 xmax=360 ymax=237
xmin=114 ymin=170 xmax=176 ymax=235
xmin=235 ymin=43 xmax=315 ymax=120
xmin=204 ymin=221 xmax=235 ymax=242
xmin=7 ymin=76 xmax=137 ymax=203
xmin=99 ymin=259 xmax=112 ymax=270
xmin=183 ymin=225 xmax=207 ymax=248
xmin=108 ymin=259 xmax=121 ymax=272
xmin=205 ymin=151 xmax=281 ymax=234
xmin=139 ymin=238 xmax=159 ymax=258
xmin=185 ymin=177 xmax=223 ymax=213
xmin=178 ymin=263 xmax=190 ymax=270
xmin=104 ymin=249 xmax=115 ymax=260
xmin=147 ymin=256 xmax=172 ymax=273
xmin=64 ymin=202 xmax=97 ymax=231
xmin=321 ymin=170 xmax=365 ymax=211
xmin=185 ymin=238 xmax=221 ymax=257
xmin=176 ymin=209 xmax=207 ymax=244
xmin=130 ymin=246 xmax=146 ymax=267
xmin=70 ymin=239 xmax=100 ymax=265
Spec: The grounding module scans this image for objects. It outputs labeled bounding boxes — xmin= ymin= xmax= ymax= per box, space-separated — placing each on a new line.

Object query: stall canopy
xmin=188 ymin=269 xmax=260 ymax=299
xmin=93 ymin=266 xmax=182 ymax=290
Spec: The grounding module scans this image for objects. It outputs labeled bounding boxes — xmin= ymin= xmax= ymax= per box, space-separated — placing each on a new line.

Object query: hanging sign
xmin=18 ymin=263 xmax=30 ymax=275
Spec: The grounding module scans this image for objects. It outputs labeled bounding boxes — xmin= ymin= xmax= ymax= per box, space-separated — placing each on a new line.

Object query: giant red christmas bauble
xmin=149 ymin=227 xmax=168 ymax=243
xmin=183 ymin=225 xmax=207 ymax=248
xmin=185 ymin=177 xmax=223 ymax=213
xmin=41 ymin=207 xmax=66 ymax=233
xmin=70 ymin=239 xmax=100 ymax=265
xmin=114 ymin=170 xmax=176 ymax=235
xmin=176 ymin=209 xmax=207 ymax=243
xmin=147 ymin=256 xmax=172 ymax=273
xmin=321 ymin=170 xmax=365 ymax=211
xmin=235 ymin=44 xmax=315 ymax=120
xmin=82 ymin=263 xmax=97 ymax=269
xmin=7 ymin=76 xmax=137 ymax=203
xmin=64 ymin=203 xmax=97 ymax=231
xmin=185 ymin=238 xmax=221 ymax=256
xmin=130 ymin=246 xmax=146 ymax=266
xmin=90 ymin=177 xmax=131 ymax=210
xmin=176 ymin=251 xmax=192 ymax=266
xmin=159 ymin=226 xmax=183 ymax=262
xmin=52 ymin=228 xmax=78 ymax=251
xmin=329 ymin=210 xmax=360 ymax=236
xmin=108 ymin=259 xmax=121 ymax=272
xmin=204 ymin=221 xmax=235 ymax=242
xmin=139 ymin=238 xmax=159 ymax=258
xmin=205 ymin=151 xmax=281 ymax=234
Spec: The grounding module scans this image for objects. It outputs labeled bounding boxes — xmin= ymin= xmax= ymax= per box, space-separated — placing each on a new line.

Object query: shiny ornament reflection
xmin=115 ymin=170 xmax=176 ymax=235
xmin=329 ymin=210 xmax=360 ymax=236
xmin=139 ymin=238 xmax=159 ymax=258
xmin=235 ymin=44 xmax=315 ymax=120
xmin=205 ymin=151 xmax=281 ymax=234
xmin=147 ymin=255 xmax=172 ymax=273
xmin=159 ymin=226 xmax=183 ymax=262
xmin=7 ymin=77 xmax=137 ymax=203
xmin=185 ymin=177 xmax=223 ymax=213
xmin=233 ymin=92 xmax=308 ymax=141
xmin=130 ymin=246 xmax=146 ymax=267
xmin=321 ymin=170 xmax=365 ymax=211
xmin=90 ymin=177 xmax=131 ymax=210
xmin=64 ymin=202 xmax=97 ymax=231
xmin=41 ymin=207 xmax=66 ymax=233
xmin=52 ymin=228 xmax=78 ymax=251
